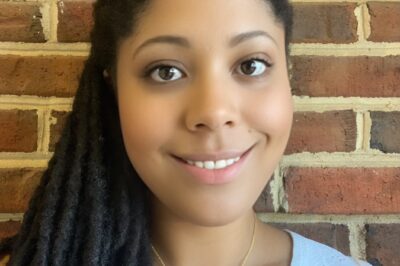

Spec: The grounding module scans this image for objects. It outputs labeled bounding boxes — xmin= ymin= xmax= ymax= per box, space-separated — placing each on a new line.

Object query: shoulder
xmin=286 ymin=230 xmax=372 ymax=266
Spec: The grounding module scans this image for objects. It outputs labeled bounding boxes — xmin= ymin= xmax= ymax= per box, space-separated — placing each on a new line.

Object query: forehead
xmin=129 ymin=0 xmax=284 ymax=49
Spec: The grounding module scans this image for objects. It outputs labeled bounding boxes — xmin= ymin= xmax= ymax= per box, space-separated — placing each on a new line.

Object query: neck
xmin=149 ymin=195 xmax=256 ymax=266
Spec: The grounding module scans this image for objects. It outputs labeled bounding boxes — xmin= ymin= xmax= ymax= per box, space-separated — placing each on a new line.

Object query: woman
xmin=2 ymin=0 xmax=372 ymax=265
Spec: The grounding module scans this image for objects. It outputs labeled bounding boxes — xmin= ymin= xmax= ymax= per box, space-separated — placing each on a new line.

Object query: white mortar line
xmin=0 ymin=49 xmax=89 ymax=57
xmin=354 ymin=4 xmax=365 ymax=42
xmin=49 ymin=0 xmax=59 ymax=43
xmin=0 ymin=159 xmax=49 ymax=168
xmin=49 ymin=0 xmax=58 ymax=42
xmin=356 ymin=112 xmax=364 ymax=151
xmin=293 ymin=96 xmax=400 ymax=112
xmin=270 ymin=167 xmax=285 ymax=212
xmin=38 ymin=1 xmax=51 ymax=42
xmin=290 ymin=42 xmax=400 ymax=56
xmin=0 ymin=42 xmax=90 ymax=56
xmin=257 ymin=213 xmax=400 ymax=224
xmin=278 ymin=167 xmax=289 ymax=212
xmin=40 ymin=109 xmax=52 ymax=153
xmin=36 ymin=109 xmax=46 ymax=152
xmin=0 ymin=95 xmax=73 ymax=111
xmin=282 ymin=152 xmax=400 ymax=168
xmin=362 ymin=2 xmax=372 ymax=40
xmin=363 ymin=112 xmax=372 ymax=151
xmin=348 ymin=223 xmax=367 ymax=260
xmin=0 ymin=153 xmax=51 ymax=168
xmin=0 ymin=42 xmax=399 ymax=56
xmin=0 ymin=213 xmax=24 ymax=222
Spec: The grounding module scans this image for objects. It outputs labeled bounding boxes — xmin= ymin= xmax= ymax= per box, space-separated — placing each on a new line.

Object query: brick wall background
xmin=0 ymin=0 xmax=399 ymax=265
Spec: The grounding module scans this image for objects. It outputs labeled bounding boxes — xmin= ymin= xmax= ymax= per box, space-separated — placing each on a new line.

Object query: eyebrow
xmin=132 ymin=30 xmax=278 ymax=59
xmin=229 ymin=30 xmax=277 ymax=47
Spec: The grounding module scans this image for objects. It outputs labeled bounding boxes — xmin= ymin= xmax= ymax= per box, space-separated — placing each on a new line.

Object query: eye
xmin=147 ymin=65 xmax=184 ymax=83
xmin=237 ymin=58 xmax=272 ymax=77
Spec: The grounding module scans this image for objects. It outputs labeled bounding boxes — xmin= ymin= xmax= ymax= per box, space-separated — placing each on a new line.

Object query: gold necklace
xmin=151 ymin=213 xmax=257 ymax=266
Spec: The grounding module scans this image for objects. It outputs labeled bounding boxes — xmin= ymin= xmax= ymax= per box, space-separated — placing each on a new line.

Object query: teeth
xmin=185 ymin=157 xmax=240 ymax=169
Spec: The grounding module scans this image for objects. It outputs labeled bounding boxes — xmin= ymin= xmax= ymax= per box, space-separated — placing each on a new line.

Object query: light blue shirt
xmin=286 ymin=230 xmax=372 ymax=266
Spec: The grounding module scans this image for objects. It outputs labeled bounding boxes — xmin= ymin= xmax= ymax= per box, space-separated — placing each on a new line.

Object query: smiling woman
xmin=0 ymin=0 xmax=372 ymax=266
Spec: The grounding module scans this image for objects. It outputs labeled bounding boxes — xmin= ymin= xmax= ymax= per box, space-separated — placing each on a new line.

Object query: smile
xmin=183 ymin=156 xmax=241 ymax=170
xmin=171 ymin=145 xmax=255 ymax=185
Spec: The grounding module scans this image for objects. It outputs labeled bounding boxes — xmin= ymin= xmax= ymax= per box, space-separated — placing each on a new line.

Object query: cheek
xmin=244 ymin=86 xmax=293 ymax=140
xmin=117 ymin=88 xmax=176 ymax=160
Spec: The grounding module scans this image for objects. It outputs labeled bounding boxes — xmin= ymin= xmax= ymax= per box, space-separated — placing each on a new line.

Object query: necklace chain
xmin=151 ymin=213 xmax=257 ymax=266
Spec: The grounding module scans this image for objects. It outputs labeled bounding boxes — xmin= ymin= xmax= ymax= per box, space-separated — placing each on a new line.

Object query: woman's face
xmin=115 ymin=0 xmax=293 ymax=226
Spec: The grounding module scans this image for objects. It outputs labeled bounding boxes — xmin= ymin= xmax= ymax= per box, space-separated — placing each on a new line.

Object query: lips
xmin=171 ymin=144 xmax=254 ymax=185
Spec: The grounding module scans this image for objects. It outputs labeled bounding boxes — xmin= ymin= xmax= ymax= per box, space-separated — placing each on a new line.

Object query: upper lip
xmin=173 ymin=144 xmax=254 ymax=162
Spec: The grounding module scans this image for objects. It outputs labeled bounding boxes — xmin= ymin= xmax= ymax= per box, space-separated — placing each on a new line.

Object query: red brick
xmin=49 ymin=111 xmax=70 ymax=152
xmin=0 ymin=221 xmax=20 ymax=240
xmin=366 ymin=224 xmax=400 ymax=266
xmin=0 ymin=109 xmax=37 ymax=152
xmin=58 ymin=1 xmax=94 ymax=42
xmin=0 ymin=221 xmax=16 ymax=261
xmin=271 ymin=223 xmax=350 ymax=255
xmin=370 ymin=112 xmax=400 ymax=153
xmin=0 ymin=168 xmax=44 ymax=213
xmin=368 ymin=2 xmax=400 ymax=42
xmin=253 ymin=176 xmax=275 ymax=213
xmin=285 ymin=111 xmax=357 ymax=154
xmin=292 ymin=3 xmax=357 ymax=43
xmin=291 ymin=56 xmax=400 ymax=97
xmin=0 ymin=55 xmax=85 ymax=97
xmin=284 ymin=167 xmax=400 ymax=214
xmin=0 ymin=2 xmax=45 ymax=42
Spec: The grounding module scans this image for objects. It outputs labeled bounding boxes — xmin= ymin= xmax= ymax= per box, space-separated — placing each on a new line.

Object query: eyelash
xmin=237 ymin=56 xmax=273 ymax=73
xmin=142 ymin=56 xmax=273 ymax=83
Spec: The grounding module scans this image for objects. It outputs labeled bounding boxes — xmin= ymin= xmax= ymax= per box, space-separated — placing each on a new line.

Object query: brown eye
xmin=149 ymin=65 xmax=184 ymax=82
xmin=238 ymin=59 xmax=270 ymax=76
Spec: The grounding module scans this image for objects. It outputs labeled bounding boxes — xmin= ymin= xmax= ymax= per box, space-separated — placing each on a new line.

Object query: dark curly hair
xmin=1 ymin=0 xmax=293 ymax=265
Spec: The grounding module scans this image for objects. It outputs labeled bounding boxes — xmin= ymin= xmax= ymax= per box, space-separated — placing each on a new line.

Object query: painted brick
xmin=58 ymin=0 xmax=94 ymax=42
xmin=366 ymin=224 xmax=400 ymax=266
xmin=0 ymin=109 xmax=37 ymax=152
xmin=49 ymin=111 xmax=70 ymax=152
xmin=368 ymin=2 xmax=400 ymax=42
xmin=291 ymin=56 xmax=400 ymax=97
xmin=284 ymin=167 xmax=400 ymax=214
xmin=0 ymin=168 xmax=44 ymax=213
xmin=0 ymin=55 xmax=85 ymax=97
xmin=285 ymin=111 xmax=357 ymax=154
xmin=271 ymin=223 xmax=350 ymax=256
xmin=0 ymin=2 xmax=45 ymax=42
xmin=370 ymin=112 xmax=400 ymax=154
xmin=292 ymin=3 xmax=357 ymax=43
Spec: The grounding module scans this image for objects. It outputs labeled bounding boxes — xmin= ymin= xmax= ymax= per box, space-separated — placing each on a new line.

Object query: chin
xmin=176 ymin=202 xmax=249 ymax=228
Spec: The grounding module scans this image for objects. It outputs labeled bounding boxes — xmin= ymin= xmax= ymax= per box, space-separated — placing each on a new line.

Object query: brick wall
xmin=0 ymin=0 xmax=399 ymax=265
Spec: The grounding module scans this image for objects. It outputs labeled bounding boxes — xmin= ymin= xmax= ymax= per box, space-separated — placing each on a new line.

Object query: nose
xmin=184 ymin=73 xmax=239 ymax=133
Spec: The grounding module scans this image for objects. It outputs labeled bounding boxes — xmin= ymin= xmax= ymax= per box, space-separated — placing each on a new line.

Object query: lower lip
xmin=172 ymin=146 xmax=253 ymax=185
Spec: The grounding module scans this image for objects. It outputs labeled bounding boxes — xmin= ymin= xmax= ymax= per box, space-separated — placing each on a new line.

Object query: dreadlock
xmin=1 ymin=0 xmax=293 ymax=265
